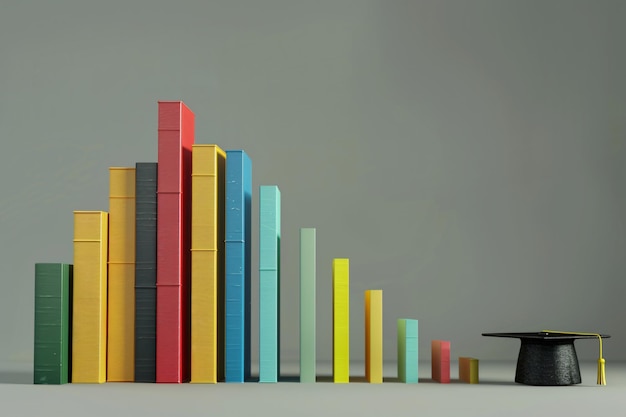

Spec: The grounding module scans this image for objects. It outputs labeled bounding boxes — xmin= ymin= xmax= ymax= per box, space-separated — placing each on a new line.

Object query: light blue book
xmin=225 ymin=150 xmax=252 ymax=383
xmin=259 ymin=185 xmax=281 ymax=382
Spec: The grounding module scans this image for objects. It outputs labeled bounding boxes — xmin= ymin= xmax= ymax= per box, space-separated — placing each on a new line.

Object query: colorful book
xmin=459 ymin=357 xmax=479 ymax=384
xmin=332 ymin=258 xmax=349 ymax=383
xmin=365 ymin=290 xmax=383 ymax=383
xmin=190 ymin=144 xmax=226 ymax=383
xmin=224 ymin=150 xmax=252 ymax=383
xmin=107 ymin=167 xmax=136 ymax=382
xmin=299 ymin=228 xmax=316 ymax=383
xmin=34 ymin=263 xmax=72 ymax=384
xmin=259 ymin=185 xmax=281 ymax=383
xmin=431 ymin=340 xmax=451 ymax=383
xmin=135 ymin=162 xmax=158 ymax=382
xmin=72 ymin=211 xmax=108 ymax=383
xmin=397 ymin=319 xmax=418 ymax=383
xmin=156 ymin=101 xmax=194 ymax=383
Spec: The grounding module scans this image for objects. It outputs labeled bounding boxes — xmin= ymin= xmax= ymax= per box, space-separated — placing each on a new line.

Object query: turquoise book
xmin=259 ymin=185 xmax=281 ymax=383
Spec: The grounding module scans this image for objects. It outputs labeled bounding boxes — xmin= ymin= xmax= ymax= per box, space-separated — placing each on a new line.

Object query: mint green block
xmin=259 ymin=185 xmax=281 ymax=382
xmin=397 ymin=319 xmax=418 ymax=383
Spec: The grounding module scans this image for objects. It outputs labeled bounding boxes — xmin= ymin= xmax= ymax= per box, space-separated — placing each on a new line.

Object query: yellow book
xmin=107 ymin=167 xmax=136 ymax=382
xmin=72 ymin=211 xmax=108 ymax=383
xmin=191 ymin=144 xmax=226 ymax=383
xmin=365 ymin=290 xmax=383 ymax=383
xmin=459 ymin=357 xmax=479 ymax=384
xmin=333 ymin=258 xmax=349 ymax=383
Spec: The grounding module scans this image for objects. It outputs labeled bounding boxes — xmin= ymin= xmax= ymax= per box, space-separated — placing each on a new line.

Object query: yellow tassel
xmin=542 ymin=330 xmax=606 ymax=386
xmin=598 ymin=358 xmax=606 ymax=386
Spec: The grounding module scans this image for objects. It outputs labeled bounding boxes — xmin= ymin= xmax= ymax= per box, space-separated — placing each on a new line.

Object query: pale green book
xmin=300 ymin=228 xmax=316 ymax=382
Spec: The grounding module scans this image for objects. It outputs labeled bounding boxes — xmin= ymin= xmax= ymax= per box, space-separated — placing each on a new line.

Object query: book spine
xmin=259 ymin=185 xmax=281 ymax=383
xmin=34 ymin=263 xmax=72 ymax=384
xmin=365 ymin=290 xmax=383 ymax=383
xmin=332 ymin=258 xmax=349 ymax=383
xmin=431 ymin=340 xmax=450 ymax=383
xmin=156 ymin=101 xmax=194 ymax=383
xmin=72 ymin=211 xmax=108 ymax=383
xmin=190 ymin=145 xmax=225 ymax=383
xmin=299 ymin=228 xmax=316 ymax=383
xmin=135 ymin=162 xmax=158 ymax=382
xmin=470 ymin=358 xmax=479 ymax=384
xmin=397 ymin=319 xmax=418 ymax=383
xmin=459 ymin=357 xmax=479 ymax=384
xmin=224 ymin=151 xmax=251 ymax=383
xmin=107 ymin=167 xmax=136 ymax=382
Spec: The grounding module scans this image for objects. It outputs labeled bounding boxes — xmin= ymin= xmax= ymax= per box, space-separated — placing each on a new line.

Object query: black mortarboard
xmin=482 ymin=331 xmax=609 ymax=386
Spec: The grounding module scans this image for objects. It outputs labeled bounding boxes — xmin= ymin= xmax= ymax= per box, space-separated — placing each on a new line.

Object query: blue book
xmin=224 ymin=150 xmax=252 ymax=383
xmin=259 ymin=185 xmax=281 ymax=382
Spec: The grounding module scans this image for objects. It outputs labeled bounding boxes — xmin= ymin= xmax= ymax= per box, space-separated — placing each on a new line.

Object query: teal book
xmin=34 ymin=263 xmax=72 ymax=384
xmin=397 ymin=319 xmax=418 ymax=383
xmin=259 ymin=185 xmax=280 ymax=382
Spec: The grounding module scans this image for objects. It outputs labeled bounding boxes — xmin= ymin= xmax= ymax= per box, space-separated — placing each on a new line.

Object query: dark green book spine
xmin=34 ymin=263 xmax=72 ymax=384
xmin=135 ymin=162 xmax=158 ymax=382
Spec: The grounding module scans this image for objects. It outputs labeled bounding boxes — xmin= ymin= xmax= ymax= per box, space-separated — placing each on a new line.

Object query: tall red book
xmin=156 ymin=101 xmax=194 ymax=383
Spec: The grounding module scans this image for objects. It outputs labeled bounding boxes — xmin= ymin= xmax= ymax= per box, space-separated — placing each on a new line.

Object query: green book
xmin=34 ymin=263 xmax=72 ymax=384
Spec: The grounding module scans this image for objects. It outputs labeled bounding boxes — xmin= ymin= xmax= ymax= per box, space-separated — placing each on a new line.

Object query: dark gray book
xmin=135 ymin=162 xmax=157 ymax=382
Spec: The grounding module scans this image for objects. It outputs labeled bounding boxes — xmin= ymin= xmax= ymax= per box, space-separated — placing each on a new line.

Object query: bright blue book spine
xmin=224 ymin=150 xmax=252 ymax=383
xmin=259 ymin=185 xmax=280 ymax=383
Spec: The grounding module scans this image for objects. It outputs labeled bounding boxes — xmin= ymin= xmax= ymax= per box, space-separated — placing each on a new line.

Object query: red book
xmin=431 ymin=340 xmax=451 ymax=383
xmin=156 ymin=101 xmax=194 ymax=383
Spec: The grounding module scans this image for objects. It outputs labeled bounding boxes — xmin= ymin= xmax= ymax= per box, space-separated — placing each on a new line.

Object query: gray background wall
xmin=0 ymin=0 xmax=624 ymax=367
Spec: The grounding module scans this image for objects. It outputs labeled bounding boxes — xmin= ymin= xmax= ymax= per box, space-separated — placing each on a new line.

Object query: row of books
xmin=34 ymin=260 xmax=479 ymax=384
xmin=33 ymin=100 xmax=480 ymax=385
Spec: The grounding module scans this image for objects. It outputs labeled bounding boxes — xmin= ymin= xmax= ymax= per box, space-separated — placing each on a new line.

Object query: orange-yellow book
xmin=72 ymin=211 xmax=108 ymax=383
xmin=459 ymin=357 xmax=479 ymax=384
xmin=365 ymin=290 xmax=383 ymax=383
xmin=107 ymin=168 xmax=136 ymax=381
xmin=191 ymin=144 xmax=226 ymax=383
xmin=333 ymin=258 xmax=349 ymax=383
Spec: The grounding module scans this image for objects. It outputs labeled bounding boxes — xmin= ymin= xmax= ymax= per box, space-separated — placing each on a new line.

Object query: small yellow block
xmin=459 ymin=357 xmax=479 ymax=384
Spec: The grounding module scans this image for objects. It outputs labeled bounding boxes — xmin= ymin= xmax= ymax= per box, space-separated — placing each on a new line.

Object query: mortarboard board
xmin=482 ymin=331 xmax=609 ymax=386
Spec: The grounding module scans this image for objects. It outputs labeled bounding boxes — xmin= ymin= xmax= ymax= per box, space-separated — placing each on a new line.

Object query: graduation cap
xmin=542 ymin=330 xmax=606 ymax=386
xmin=483 ymin=331 xmax=610 ymax=386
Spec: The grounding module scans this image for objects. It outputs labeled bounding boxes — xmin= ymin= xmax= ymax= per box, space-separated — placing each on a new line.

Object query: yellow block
xmin=191 ymin=144 xmax=226 ymax=383
xmin=107 ymin=168 xmax=136 ymax=382
xmin=72 ymin=211 xmax=108 ymax=383
xmin=459 ymin=357 xmax=479 ymax=384
xmin=333 ymin=258 xmax=349 ymax=383
xmin=365 ymin=290 xmax=383 ymax=383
